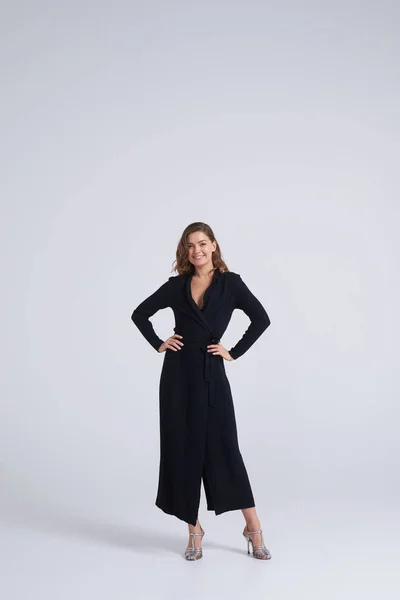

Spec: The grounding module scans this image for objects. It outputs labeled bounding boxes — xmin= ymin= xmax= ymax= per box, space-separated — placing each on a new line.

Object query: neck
xmin=193 ymin=263 xmax=215 ymax=278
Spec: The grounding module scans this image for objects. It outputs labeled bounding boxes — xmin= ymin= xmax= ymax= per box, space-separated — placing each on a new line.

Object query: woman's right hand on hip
xmin=158 ymin=334 xmax=184 ymax=352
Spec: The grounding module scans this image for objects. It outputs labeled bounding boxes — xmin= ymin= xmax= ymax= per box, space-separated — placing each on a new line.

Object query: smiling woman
xmin=131 ymin=221 xmax=272 ymax=561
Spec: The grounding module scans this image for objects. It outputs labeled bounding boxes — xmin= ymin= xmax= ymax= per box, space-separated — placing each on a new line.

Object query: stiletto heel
xmin=185 ymin=526 xmax=205 ymax=561
xmin=243 ymin=526 xmax=271 ymax=560
xmin=246 ymin=537 xmax=251 ymax=554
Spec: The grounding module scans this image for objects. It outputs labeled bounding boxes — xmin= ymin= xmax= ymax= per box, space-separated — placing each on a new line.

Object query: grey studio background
xmin=1 ymin=1 xmax=399 ymax=599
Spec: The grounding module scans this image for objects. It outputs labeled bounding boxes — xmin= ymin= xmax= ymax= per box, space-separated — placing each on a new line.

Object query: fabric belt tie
xmin=177 ymin=335 xmax=220 ymax=407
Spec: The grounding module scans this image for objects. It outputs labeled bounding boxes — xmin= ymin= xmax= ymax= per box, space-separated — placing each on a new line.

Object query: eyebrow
xmin=187 ymin=239 xmax=207 ymax=244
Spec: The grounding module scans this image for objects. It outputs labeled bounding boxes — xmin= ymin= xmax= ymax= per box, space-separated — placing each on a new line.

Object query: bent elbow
xmin=261 ymin=313 xmax=271 ymax=331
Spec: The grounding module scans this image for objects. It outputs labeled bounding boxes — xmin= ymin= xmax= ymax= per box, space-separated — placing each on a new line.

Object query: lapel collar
xmin=185 ymin=269 xmax=220 ymax=333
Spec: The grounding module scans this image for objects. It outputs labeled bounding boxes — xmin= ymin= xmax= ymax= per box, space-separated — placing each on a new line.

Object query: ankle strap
xmin=246 ymin=529 xmax=262 ymax=534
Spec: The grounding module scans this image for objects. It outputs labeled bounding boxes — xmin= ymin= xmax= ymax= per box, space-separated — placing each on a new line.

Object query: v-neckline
xmin=189 ymin=269 xmax=217 ymax=311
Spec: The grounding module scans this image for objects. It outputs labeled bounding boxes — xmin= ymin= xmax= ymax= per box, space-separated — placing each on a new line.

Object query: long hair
xmin=172 ymin=222 xmax=230 ymax=277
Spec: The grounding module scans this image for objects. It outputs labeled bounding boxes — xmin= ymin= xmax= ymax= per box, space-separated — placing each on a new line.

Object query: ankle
xmin=245 ymin=520 xmax=261 ymax=531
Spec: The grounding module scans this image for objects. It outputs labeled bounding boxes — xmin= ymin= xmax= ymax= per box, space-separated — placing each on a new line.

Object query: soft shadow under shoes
xmin=185 ymin=526 xmax=205 ymax=561
xmin=243 ymin=526 xmax=272 ymax=560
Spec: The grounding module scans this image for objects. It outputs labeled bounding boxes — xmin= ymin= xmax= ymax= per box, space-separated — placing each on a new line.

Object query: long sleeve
xmin=229 ymin=274 xmax=271 ymax=360
xmin=131 ymin=278 xmax=173 ymax=352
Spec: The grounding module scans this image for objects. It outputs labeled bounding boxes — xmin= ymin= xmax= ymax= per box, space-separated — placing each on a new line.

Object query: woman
xmin=131 ymin=222 xmax=272 ymax=561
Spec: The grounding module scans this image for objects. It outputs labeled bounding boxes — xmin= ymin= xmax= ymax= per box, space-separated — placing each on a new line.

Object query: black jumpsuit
xmin=131 ymin=269 xmax=271 ymax=526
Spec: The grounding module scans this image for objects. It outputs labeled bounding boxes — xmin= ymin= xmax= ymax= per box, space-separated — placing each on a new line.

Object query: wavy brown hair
xmin=172 ymin=222 xmax=230 ymax=277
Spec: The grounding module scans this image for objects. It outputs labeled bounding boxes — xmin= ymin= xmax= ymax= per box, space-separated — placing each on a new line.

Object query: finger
xmin=169 ymin=340 xmax=183 ymax=350
xmin=167 ymin=343 xmax=178 ymax=351
xmin=172 ymin=334 xmax=183 ymax=339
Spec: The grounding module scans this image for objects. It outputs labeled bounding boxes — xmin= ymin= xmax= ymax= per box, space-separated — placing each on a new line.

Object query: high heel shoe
xmin=243 ymin=526 xmax=272 ymax=560
xmin=185 ymin=526 xmax=205 ymax=561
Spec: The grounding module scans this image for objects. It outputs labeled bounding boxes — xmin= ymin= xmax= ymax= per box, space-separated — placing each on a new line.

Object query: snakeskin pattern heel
xmin=243 ymin=526 xmax=271 ymax=560
xmin=185 ymin=526 xmax=205 ymax=561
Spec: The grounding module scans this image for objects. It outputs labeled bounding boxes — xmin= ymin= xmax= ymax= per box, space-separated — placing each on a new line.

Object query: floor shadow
xmin=0 ymin=502 xmax=184 ymax=556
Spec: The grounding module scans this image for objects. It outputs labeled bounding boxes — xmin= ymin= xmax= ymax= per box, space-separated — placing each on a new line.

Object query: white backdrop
xmin=1 ymin=1 xmax=399 ymax=599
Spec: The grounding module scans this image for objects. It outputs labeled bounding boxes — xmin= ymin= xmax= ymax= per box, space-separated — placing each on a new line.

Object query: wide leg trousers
xmin=198 ymin=392 xmax=256 ymax=519
xmin=155 ymin=344 xmax=256 ymax=526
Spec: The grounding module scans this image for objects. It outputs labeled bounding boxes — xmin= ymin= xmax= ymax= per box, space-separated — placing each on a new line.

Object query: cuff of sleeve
xmin=152 ymin=338 xmax=164 ymax=352
xmin=229 ymin=348 xmax=240 ymax=360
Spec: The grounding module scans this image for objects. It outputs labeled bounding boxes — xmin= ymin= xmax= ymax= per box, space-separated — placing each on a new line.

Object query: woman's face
xmin=186 ymin=231 xmax=216 ymax=269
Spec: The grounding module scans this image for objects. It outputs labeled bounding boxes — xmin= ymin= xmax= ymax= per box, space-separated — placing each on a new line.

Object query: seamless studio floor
xmin=1 ymin=496 xmax=398 ymax=600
